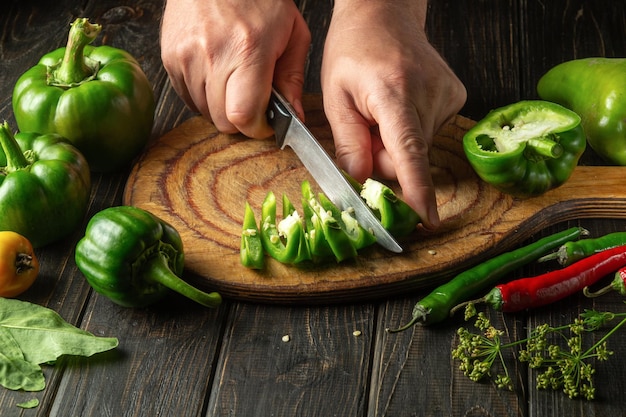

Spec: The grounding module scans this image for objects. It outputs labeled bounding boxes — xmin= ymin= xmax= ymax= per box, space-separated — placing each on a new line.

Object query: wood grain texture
xmin=123 ymin=94 xmax=626 ymax=304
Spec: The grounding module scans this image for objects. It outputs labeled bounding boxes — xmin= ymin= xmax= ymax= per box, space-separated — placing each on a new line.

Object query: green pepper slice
xmin=260 ymin=191 xmax=310 ymax=264
xmin=360 ymin=178 xmax=420 ymax=237
xmin=240 ymin=202 xmax=264 ymax=269
xmin=462 ymin=100 xmax=586 ymax=197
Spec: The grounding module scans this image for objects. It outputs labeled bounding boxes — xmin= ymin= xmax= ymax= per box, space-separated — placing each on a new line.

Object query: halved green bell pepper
xmin=0 ymin=121 xmax=90 ymax=248
xmin=537 ymin=57 xmax=626 ymax=166
xmin=462 ymin=100 xmax=586 ymax=197
xmin=75 ymin=206 xmax=222 ymax=308
xmin=12 ymin=18 xmax=155 ymax=172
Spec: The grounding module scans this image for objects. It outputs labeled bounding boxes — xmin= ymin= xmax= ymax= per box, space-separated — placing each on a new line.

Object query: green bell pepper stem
xmin=527 ymin=138 xmax=563 ymax=159
xmin=144 ymin=254 xmax=222 ymax=308
xmin=0 ymin=122 xmax=29 ymax=170
xmin=50 ymin=18 xmax=102 ymax=87
xmin=240 ymin=202 xmax=265 ymax=269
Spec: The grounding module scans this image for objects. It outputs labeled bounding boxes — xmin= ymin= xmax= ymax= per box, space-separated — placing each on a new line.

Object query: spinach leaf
xmin=0 ymin=298 xmax=118 ymax=392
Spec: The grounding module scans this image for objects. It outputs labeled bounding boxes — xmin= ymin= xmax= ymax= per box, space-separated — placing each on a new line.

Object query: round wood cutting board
xmin=123 ymin=95 xmax=626 ymax=304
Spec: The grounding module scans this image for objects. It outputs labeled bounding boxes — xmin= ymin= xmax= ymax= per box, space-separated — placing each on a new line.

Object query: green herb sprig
xmin=451 ymin=304 xmax=626 ymax=400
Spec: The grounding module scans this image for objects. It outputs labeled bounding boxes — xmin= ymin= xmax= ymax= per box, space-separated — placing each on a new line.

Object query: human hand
xmin=161 ymin=0 xmax=311 ymax=139
xmin=321 ymin=0 xmax=466 ymax=230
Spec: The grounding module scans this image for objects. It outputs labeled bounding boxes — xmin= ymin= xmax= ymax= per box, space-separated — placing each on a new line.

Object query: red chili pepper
xmin=584 ymin=265 xmax=626 ymax=297
xmin=465 ymin=244 xmax=626 ymax=313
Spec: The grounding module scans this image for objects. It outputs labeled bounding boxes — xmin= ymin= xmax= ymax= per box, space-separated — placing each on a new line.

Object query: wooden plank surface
xmin=0 ymin=1 xmax=625 ymax=417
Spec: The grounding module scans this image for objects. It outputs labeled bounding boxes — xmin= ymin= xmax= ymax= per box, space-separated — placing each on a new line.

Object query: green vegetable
xmin=260 ymin=191 xmax=311 ymax=264
xmin=17 ymin=398 xmax=40 ymax=409
xmin=75 ymin=206 xmax=222 ymax=308
xmin=387 ymin=227 xmax=585 ymax=330
xmin=539 ymin=231 xmax=626 ymax=266
xmin=453 ymin=307 xmax=623 ymax=400
xmin=537 ymin=58 xmax=626 ymax=165
xmin=242 ymin=178 xmax=420 ymax=267
xmin=240 ymin=202 xmax=264 ymax=269
xmin=0 ymin=121 xmax=90 ymax=248
xmin=301 ymin=181 xmax=334 ymax=261
xmin=12 ymin=17 xmax=155 ymax=172
xmin=0 ymin=297 xmax=118 ymax=392
xmin=463 ymin=100 xmax=586 ymax=197
xmin=360 ymin=178 xmax=419 ymax=237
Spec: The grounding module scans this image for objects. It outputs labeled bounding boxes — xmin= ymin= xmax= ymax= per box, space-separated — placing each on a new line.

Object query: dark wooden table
xmin=2 ymin=1 xmax=626 ymax=416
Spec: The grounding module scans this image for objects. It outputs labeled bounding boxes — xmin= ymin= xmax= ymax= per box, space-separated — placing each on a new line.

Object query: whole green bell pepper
xmin=12 ymin=18 xmax=155 ymax=173
xmin=463 ymin=100 xmax=586 ymax=197
xmin=0 ymin=121 xmax=90 ymax=248
xmin=75 ymin=206 xmax=222 ymax=308
xmin=537 ymin=57 xmax=626 ymax=165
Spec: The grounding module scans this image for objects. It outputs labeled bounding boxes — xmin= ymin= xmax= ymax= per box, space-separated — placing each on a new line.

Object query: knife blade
xmin=266 ymin=88 xmax=403 ymax=253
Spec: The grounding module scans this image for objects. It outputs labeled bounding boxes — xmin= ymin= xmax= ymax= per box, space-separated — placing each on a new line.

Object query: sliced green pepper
xmin=318 ymin=193 xmax=376 ymax=251
xmin=75 ymin=206 xmax=222 ymax=308
xmin=260 ymin=191 xmax=310 ymax=264
xmin=360 ymin=178 xmax=420 ymax=237
xmin=537 ymin=57 xmax=626 ymax=166
xmin=0 ymin=121 xmax=90 ymax=248
xmin=240 ymin=202 xmax=264 ymax=269
xmin=462 ymin=100 xmax=586 ymax=197
xmin=12 ymin=18 xmax=155 ymax=172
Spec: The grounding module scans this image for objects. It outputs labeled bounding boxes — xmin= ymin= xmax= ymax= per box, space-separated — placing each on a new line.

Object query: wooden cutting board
xmin=123 ymin=94 xmax=626 ymax=304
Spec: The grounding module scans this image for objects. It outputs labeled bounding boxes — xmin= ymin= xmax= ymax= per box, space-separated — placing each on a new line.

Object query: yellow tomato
xmin=0 ymin=231 xmax=39 ymax=297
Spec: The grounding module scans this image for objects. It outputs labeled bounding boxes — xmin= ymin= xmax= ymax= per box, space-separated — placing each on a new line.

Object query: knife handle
xmin=267 ymin=89 xmax=293 ymax=148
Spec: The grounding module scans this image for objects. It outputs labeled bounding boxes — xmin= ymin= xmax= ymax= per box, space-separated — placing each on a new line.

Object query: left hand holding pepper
xmin=321 ymin=0 xmax=467 ymax=230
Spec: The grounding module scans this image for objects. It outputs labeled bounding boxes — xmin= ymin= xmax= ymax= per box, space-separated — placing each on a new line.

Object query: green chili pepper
xmin=537 ymin=58 xmax=626 ymax=165
xmin=0 ymin=121 xmax=90 ymax=248
xmin=260 ymin=191 xmax=310 ymax=264
xmin=360 ymin=178 xmax=420 ymax=237
xmin=12 ymin=18 xmax=155 ymax=172
xmin=75 ymin=206 xmax=222 ymax=308
xmin=539 ymin=231 xmax=626 ymax=266
xmin=463 ymin=100 xmax=586 ymax=197
xmin=240 ymin=202 xmax=264 ymax=269
xmin=387 ymin=226 xmax=585 ymax=330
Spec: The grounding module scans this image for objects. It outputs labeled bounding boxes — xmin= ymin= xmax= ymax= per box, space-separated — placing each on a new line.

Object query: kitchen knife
xmin=266 ymin=88 xmax=403 ymax=253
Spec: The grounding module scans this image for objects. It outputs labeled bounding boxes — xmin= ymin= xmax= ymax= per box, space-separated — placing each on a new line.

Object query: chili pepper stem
xmin=582 ymin=284 xmax=613 ymax=298
xmin=386 ymin=305 xmax=429 ymax=332
xmin=0 ymin=121 xmax=29 ymax=170
xmin=142 ymin=254 xmax=222 ymax=308
xmin=49 ymin=18 xmax=102 ymax=87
